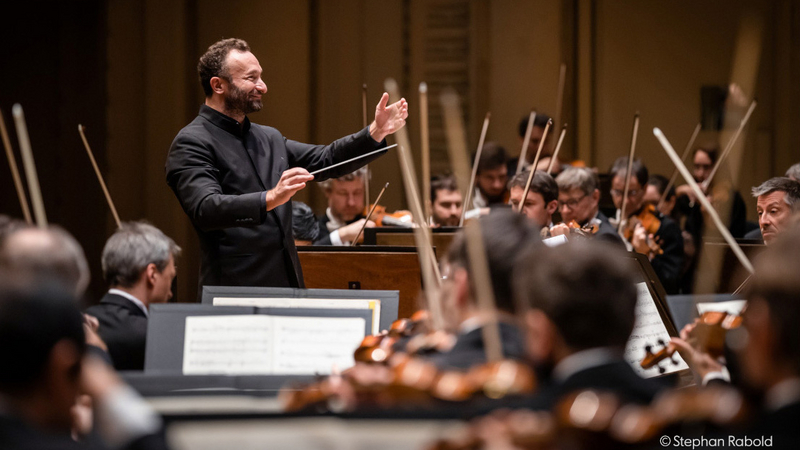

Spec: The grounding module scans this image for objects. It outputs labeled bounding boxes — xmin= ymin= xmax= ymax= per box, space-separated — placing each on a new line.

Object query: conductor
xmin=166 ymin=38 xmax=408 ymax=292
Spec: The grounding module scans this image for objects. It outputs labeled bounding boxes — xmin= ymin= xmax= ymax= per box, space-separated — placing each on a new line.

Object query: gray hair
xmin=0 ymin=226 xmax=90 ymax=297
xmin=786 ymin=163 xmax=800 ymax=181
xmin=317 ymin=167 xmax=369 ymax=191
xmin=555 ymin=167 xmax=598 ymax=196
xmin=751 ymin=177 xmax=800 ymax=212
xmin=102 ymin=222 xmax=181 ymax=288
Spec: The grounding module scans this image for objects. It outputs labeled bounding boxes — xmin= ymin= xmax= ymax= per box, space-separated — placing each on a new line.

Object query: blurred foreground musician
xmin=610 ymin=157 xmax=684 ymax=294
xmin=85 ymin=223 xmax=180 ymax=371
xmin=514 ymin=240 xmax=665 ymax=407
xmin=429 ymin=210 xmax=538 ymax=370
xmin=166 ymin=38 xmax=406 ymax=290
xmin=0 ymin=284 xmax=168 ymax=450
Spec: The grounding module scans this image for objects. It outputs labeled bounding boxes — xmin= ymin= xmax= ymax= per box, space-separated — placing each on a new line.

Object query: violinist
xmin=314 ymin=168 xmax=375 ymax=245
xmin=470 ymin=142 xmax=510 ymax=209
xmin=744 ymin=177 xmax=800 ymax=245
xmin=430 ymin=174 xmax=462 ymax=227
xmin=732 ymin=227 xmax=800 ymax=445
xmin=508 ymin=170 xmax=558 ymax=229
xmin=507 ymin=113 xmax=554 ymax=177
xmin=429 ymin=210 xmax=537 ymax=371
xmin=555 ymin=167 xmax=623 ymax=246
xmin=787 ymin=162 xmax=800 ymax=182
xmin=514 ymin=240 xmax=665 ymax=407
xmin=610 ymin=157 xmax=684 ymax=294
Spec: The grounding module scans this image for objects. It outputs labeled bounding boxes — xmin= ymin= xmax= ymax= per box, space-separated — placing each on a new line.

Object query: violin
xmin=364 ymin=203 xmax=414 ymax=228
xmin=621 ymin=203 xmax=664 ymax=256
xmin=545 ymin=219 xmax=600 ymax=240
xmin=641 ymin=309 xmax=743 ymax=373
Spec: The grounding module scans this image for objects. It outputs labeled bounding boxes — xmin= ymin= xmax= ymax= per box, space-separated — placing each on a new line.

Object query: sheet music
xmin=183 ymin=315 xmax=365 ymax=375
xmin=213 ymin=297 xmax=381 ymax=335
xmin=625 ymin=282 xmax=688 ymax=378
xmin=183 ymin=315 xmax=274 ymax=375
xmin=696 ymin=300 xmax=746 ymax=316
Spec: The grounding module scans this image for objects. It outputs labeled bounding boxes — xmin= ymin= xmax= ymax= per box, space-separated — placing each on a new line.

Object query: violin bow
xmin=701 ymin=99 xmax=757 ymax=192
xmin=460 ymin=111 xmax=491 ymax=226
xmin=420 ymin=82 xmax=431 ymax=224
xmin=518 ymin=119 xmax=552 ymax=213
xmin=441 ymin=88 xmax=503 ymax=363
xmin=617 ymin=112 xmax=640 ymax=235
xmin=516 ymin=110 xmax=536 ymax=175
xmin=654 ymin=127 xmax=754 ymax=275
xmin=351 ymin=182 xmax=389 ymax=247
xmin=0 ymin=108 xmax=32 ymax=225
xmin=79 ymin=125 xmax=122 ymax=229
xmin=547 ymin=124 xmax=567 ymax=175
xmin=554 ymin=63 xmax=566 ymax=130
xmin=12 ymin=104 xmax=47 ymax=228
xmin=362 ymin=84 xmax=370 ymax=211
xmin=385 ymin=78 xmax=445 ymax=329
xmin=658 ymin=122 xmax=700 ymax=212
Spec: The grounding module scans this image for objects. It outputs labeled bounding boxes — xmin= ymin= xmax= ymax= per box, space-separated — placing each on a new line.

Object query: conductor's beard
xmin=225 ymin=83 xmax=263 ymax=117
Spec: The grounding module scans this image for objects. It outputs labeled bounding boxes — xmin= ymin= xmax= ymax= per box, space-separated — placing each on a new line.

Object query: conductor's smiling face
xmin=222 ymin=50 xmax=268 ymax=115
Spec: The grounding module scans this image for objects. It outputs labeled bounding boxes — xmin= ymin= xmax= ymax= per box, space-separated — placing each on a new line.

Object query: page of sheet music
xmin=625 ymin=282 xmax=689 ymax=378
xmin=213 ymin=297 xmax=381 ymax=335
xmin=182 ymin=315 xmax=366 ymax=375
xmin=183 ymin=315 xmax=274 ymax=375
xmin=271 ymin=316 xmax=366 ymax=374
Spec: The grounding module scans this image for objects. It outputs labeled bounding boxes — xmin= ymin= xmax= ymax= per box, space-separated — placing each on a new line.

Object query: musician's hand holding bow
xmin=670 ymin=322 xmax=725 ymax=385
xmin=631 ymin=223 xmax=653 ymax=255
xmin=338 ymin=219 xmax=376 ymax=244
xmin=369 ymin=92 xmax=409 ymax=142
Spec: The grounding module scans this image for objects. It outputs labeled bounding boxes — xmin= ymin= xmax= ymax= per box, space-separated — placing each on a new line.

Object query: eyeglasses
xmin=559 ymin=194 xmax=587 ymax=209
xmin=610 ymin=189 xmax=641 ymax=198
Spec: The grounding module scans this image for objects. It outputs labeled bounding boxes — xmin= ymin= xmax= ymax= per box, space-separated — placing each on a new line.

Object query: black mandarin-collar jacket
xmin=166 ymin=105 xmax=386 ymax=294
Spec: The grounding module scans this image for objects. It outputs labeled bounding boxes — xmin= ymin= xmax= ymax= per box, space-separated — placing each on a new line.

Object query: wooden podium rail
xmin=297 ymin=246 xmax=424 ymax=320
xmin=363 ymin=227 xmax=458 ymax=259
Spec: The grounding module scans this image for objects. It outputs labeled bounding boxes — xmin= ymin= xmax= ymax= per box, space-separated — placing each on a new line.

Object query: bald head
xmin=0 ymin=227 xmax=90 ymax=298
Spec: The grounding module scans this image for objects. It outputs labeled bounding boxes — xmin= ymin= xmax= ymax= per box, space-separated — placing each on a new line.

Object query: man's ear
xmin=209 ymin=76 xmax=226 ymax=95
xmin=546 ymin=199 xmax=559 ymax=216
xmin=524 ymin=309 xmax=555 ymax=364
xmin=592 ymin=188 xmax=601 ymax=202
xmin=144 ymin=263 xmax=158 ymax=287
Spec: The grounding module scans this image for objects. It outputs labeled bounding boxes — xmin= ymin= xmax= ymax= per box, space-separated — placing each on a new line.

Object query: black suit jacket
xmin=426 ymin=322 xmax=527 ymax=371
xmin=593 ymin=211 xmax=625 ymax=247
xmin=166 ymin=105 xmax=386 ymax=291
xmin=85 ymin=292 xmax=148 ymax=371
xmin=744 ymin=227 xmax=763 ymax=242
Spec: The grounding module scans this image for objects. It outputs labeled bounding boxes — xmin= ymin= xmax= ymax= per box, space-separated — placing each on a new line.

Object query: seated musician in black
xmin=514 ymin=239 xmax=664 ymax=407
xmin=85 ymin=223 xmax=180 ymax=371
xmin=609 ymin=157 xmax=684 ymax=294
xmin=314 ymin=168 xmax=375 ymax=246
xmin=426 ymin=209 xmax=539 ymax=371
xmin=555 ymin=167 xmax=624 ymax=246
xmin=744 ymin=177 xmax=800 ymax=245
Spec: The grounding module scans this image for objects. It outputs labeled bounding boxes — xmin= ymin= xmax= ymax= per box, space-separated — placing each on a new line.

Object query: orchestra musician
xmin=165 ymin=38 xmax=408 ymax=291
xmin=507 ymin=113 xmax=554 ymax=177
xmin=555 ymin=167 xmax=624 ymax=245
xmin=470 ymin=142 xmax=510 ymax=209
xmin=508 ymin=170 xmax=559 ymax=230
xmin=429 ymin=210 xmax=538 ymax=370
xmin=787 ymin=163 xmax=800 ymax=182
xmin=314 ymin=168 xmax=374 ymax=246
xmin=609 ymin=157 xmax=684 ymax=294
xmin=430 ymin=174 xmax=463 ymax=228
xmin=514 ymin=239 xmax=665 ymax=407
xmin=744 ymin=177 xmax=800 ymax=244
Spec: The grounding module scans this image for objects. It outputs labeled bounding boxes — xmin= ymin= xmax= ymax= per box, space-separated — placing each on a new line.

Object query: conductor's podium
xmin=297 ymin=245 xmax=424 ymax=319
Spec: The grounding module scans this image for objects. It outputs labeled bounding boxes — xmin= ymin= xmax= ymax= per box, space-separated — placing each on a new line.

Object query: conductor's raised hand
xmin=369 ymin=92 xmax=409 ymax=142
xmin=266 ymin=167 xmax=314 ymax=211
